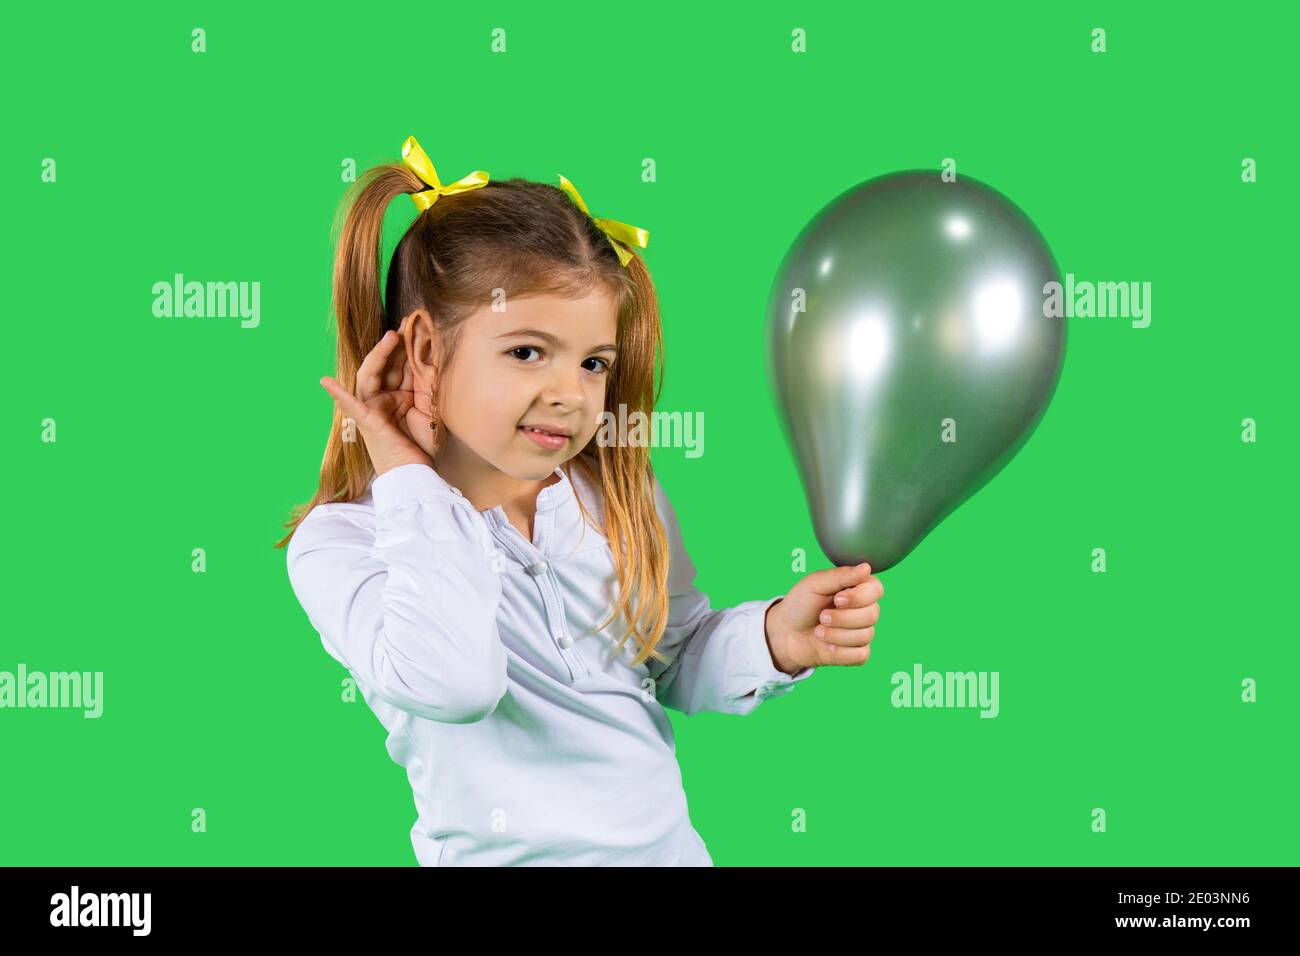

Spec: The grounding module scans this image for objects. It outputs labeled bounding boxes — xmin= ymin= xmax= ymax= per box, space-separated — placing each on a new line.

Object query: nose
xmin=539 ymin=361 xmax=587 ymax=410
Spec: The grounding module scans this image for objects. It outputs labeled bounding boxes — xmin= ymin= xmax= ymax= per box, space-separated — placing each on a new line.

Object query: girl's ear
xmin=402 ymin=308 xmax=441 ymax=384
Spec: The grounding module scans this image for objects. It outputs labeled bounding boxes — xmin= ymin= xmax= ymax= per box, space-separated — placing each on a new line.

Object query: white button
xmin=525 ymin=560 xmax=550 ymax=576
xmin=558 ymin=635 xmax=573 ymax=649
xmin=489 ymin=549 xmax=507 ymax=573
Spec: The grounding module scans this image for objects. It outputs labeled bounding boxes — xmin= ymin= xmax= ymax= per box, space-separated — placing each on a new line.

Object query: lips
xmin=520 ymin=424 xmax=572 ymax=437
xmin=519 ymin=424 xmax=570 ymax=452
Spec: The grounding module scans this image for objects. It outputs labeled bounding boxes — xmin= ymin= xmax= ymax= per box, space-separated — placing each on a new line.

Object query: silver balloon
xmin=767 ymin=170 xmax=1066 ymax=573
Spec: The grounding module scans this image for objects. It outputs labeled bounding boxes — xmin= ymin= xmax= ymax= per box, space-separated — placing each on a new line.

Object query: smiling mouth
xmin=518 ymin=425 xmax=571 ymax=449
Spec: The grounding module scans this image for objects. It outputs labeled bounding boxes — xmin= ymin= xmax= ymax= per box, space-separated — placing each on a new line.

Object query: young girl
xmin=278 ymin=136 xmax=884 ymax=866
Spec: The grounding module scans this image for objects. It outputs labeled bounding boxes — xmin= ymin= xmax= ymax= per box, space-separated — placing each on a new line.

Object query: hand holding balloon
xmin=764 ymin=564 xmax=883 ymax=672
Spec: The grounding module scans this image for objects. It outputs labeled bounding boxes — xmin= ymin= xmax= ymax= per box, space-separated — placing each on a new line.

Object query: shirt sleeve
xmin=285 ymin=462 xmax=509 ymax=724
xmin=645 ymin=474 xmax=816 ymax=717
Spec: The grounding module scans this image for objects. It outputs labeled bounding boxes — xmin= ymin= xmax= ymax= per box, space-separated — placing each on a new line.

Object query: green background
xmin=4 ymin=3 xmax=1295 ymax=865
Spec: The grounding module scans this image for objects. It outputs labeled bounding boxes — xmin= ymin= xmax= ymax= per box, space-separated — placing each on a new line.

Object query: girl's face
xmin=433 ymin=289 xmax=619 ymax=484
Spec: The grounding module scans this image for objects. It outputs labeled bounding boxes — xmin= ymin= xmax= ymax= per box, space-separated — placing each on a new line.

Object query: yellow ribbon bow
xmin=401 ymin=135 xmax=490 ymax=212
xmin=556 ymin=174 xmax=649 ymax=268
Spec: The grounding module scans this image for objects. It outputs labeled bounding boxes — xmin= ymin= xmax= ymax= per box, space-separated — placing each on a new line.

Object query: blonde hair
xmin=275 ymin=159 xmax=672 ymax=667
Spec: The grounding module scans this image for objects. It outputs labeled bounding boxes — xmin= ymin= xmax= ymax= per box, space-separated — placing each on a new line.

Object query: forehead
xmin=478 ymin=290 xmax=619 ymax=340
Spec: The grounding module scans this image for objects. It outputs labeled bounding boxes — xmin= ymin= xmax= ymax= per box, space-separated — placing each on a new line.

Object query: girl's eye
xmin=508 ymin=347 xmax=612 ymax=375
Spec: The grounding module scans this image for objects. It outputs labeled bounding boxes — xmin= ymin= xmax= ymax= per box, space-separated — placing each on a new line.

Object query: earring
xmin=429 ymin=386 xmax=439 ymax=433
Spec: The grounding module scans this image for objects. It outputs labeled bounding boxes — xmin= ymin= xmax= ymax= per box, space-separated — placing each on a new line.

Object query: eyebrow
xmin=495 ymin=328 xmax=618 ymax=353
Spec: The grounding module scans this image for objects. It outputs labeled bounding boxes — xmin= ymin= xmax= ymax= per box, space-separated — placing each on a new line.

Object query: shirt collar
xmin=533 ymin=465 xmax=574 ymax=513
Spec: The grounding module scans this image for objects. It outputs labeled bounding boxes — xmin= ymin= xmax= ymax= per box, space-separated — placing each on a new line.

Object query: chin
xmin=498 ymin=459 xmax=559 ymax=481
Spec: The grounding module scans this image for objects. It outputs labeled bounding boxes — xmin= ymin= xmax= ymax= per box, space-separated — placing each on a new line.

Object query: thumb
xmin=803 ymin=562 xmax=873 ymax=597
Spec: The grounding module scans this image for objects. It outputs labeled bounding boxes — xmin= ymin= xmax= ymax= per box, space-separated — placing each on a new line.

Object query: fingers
xmin=831 ymin=574 xmax=885 ymax=610
xmin=806 ymin=562 xmax=874 ymax=597
xmin=319 ymin=375 xmax=367 ymax=424
xmin=817 ymin=601 xmax=880 ymax=633
xmin=819 ymin=642 xmax=872 ymax=666
xmin=400 ymin=353 xmax=415 ymax=397
xmin=816 ymin=570 xmax=882 ymax=649
xmin=814 ymin=623 xmax=874 ymax=647
xmin=356 ymin=329 xmax=404 ymax=403
xmin=383 ymin=317 xmax=412 ymax=391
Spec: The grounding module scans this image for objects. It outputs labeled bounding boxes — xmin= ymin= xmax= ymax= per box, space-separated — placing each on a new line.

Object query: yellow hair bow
xmin=556 ymin=174 xmax=649 ymax=268
xmin=401 ymin=135 xmax=490 ymax=212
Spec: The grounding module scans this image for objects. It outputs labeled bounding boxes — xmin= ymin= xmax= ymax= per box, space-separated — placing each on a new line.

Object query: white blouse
xmin=285 ymin=461 xmax=815 ymax=866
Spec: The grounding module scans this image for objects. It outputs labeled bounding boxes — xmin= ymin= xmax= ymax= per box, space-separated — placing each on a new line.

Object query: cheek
xmin=588 ymin=376 xmax=611 ymax=408
xmin=585 ymin=379 xmax=611 ymax=428
xmin=439 ymin=364 xmax=495 ymax=426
